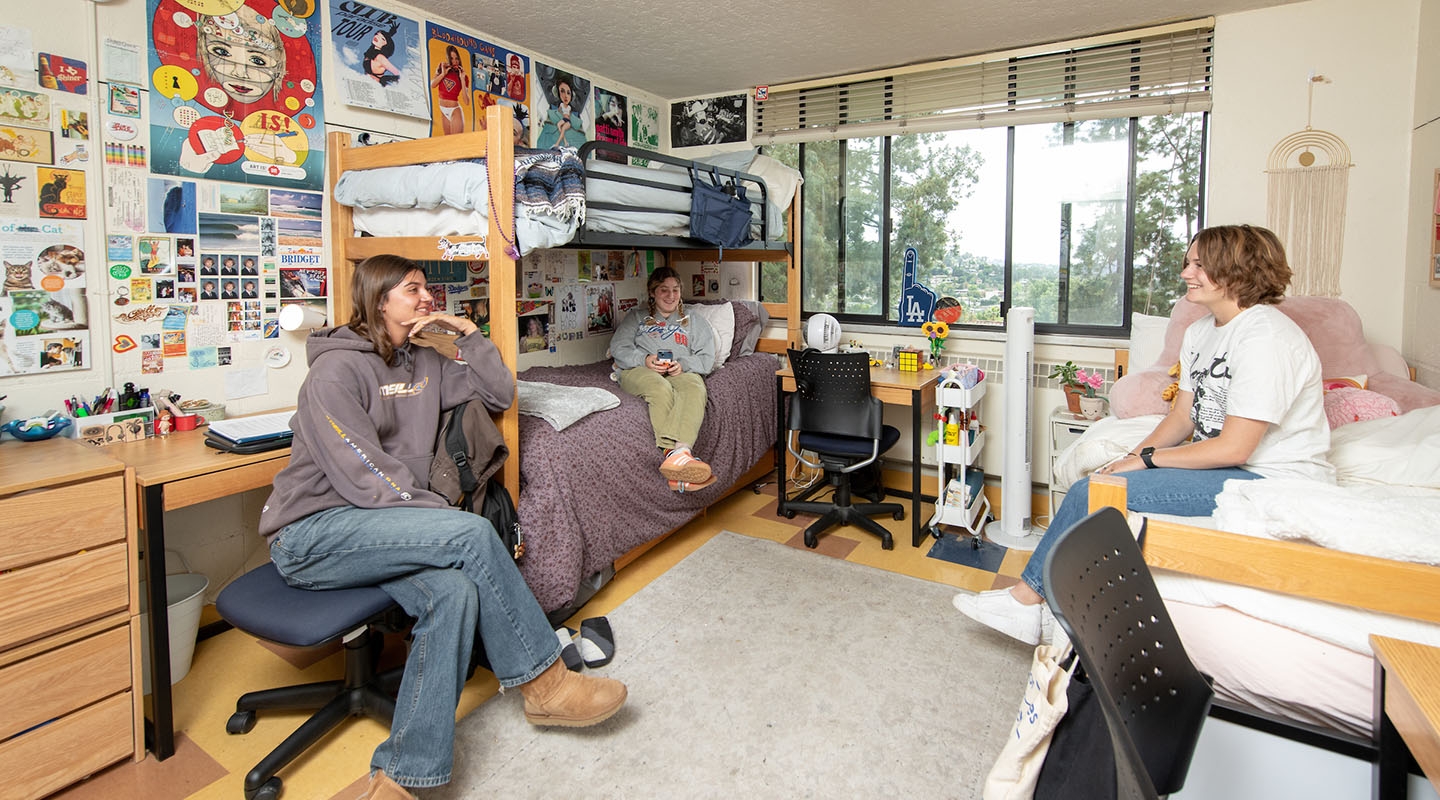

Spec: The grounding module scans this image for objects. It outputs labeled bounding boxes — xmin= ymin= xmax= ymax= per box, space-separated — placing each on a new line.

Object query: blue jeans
xmin=269 ymin=505 xmax=560 ymax=788
xmin=1021 ymin=467 xmax=1265 ymax=598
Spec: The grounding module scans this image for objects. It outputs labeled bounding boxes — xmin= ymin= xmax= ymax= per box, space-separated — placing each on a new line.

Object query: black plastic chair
xmin=1041 ymin=507 xmax=1214 ymax=799
xmin=783 ymin=348 xmax=905 ymax=550
xmin=216 ymin=563 xmax=408 ymax=800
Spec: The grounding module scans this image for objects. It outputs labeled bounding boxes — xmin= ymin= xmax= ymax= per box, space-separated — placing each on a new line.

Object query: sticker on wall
xmin=263 ymin=344 xmax=290 ymax=367
xmin=112 ymin=334 xmax=138 ymax=353
xmin=109 ymin=84 xmax=141 ymax=118
xmin=39 ymin=54 xmax=88 ymax=94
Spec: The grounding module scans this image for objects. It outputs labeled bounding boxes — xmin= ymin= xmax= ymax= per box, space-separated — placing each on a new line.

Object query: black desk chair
xmin=783 ymin=348 xmax=905 ymax=550
xmin=1042 ymin=506 xmax=1213 ymax=799
xmin=216 ymin=563 xmax=408 ymax=800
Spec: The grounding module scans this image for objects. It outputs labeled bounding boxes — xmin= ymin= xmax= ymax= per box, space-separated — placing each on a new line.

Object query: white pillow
xmin=1128 ymin=312 xmax=1170 ymax=371
xmin=686 ymin=302 xmax=735 ymax=370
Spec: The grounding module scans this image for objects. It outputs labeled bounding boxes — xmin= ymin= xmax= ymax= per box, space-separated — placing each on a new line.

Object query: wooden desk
xmin=103 ymin=427 xmax=290 ymax=760
xmin=776 ymin=365 xmax=940 ymax=548
xmin=1371 ymin=634 xmax=1440 ymax=798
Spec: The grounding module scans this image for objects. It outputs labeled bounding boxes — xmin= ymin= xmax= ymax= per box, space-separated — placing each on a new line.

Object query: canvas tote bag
xmin=982 ymin=641 xmax=1077 ymax=800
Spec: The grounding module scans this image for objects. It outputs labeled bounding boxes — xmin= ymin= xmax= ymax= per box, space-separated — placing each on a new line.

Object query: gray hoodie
xmin=610 ymin=306 xmax=716 ymax=375
xmin=258 ymin=325 xmax=512 ymax=540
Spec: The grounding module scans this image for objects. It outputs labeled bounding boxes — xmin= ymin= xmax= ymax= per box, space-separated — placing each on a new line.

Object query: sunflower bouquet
xmin=921 ymin=320 xmax=950 ymax=365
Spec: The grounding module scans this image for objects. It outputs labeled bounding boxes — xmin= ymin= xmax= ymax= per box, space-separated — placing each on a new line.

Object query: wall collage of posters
xmin=1 ymin=0 xmax=704 ymax=377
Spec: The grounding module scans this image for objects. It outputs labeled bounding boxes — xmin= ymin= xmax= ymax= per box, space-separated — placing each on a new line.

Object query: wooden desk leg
xmin=775 ymin=376 xmax=787 ymax=517
xmin=910 ymin=387 xmax=924 ymax=548
xmin=1373 ymin=656 xmax=1406 ymax=800
xmin=143 ymin=483 xmax=176 ymax=760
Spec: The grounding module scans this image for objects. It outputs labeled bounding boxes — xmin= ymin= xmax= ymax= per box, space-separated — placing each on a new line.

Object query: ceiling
xmin=415 ymin=0 xmax=1302 ymax=100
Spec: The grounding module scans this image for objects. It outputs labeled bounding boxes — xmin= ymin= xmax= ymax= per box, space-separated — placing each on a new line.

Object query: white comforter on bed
xmin=1052 ymin=404 xmax=1440 ymax=654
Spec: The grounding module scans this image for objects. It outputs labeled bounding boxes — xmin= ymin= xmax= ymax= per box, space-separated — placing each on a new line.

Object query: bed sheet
xmin=513 ymin=352 xmax=779 ymax=613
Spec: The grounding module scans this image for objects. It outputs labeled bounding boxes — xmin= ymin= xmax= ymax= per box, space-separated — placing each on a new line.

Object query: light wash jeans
xmin=1021 ymin=467 xmax=1265 ymax=598
xmin=269 ymin=505 xmax=560 ymax=788
xmin=617 ymin=367 xmax=707 ymax=450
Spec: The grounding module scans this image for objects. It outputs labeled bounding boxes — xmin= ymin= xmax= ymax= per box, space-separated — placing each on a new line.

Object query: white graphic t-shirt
xmin=1178 ymin=304 xmax=1334 ymax=482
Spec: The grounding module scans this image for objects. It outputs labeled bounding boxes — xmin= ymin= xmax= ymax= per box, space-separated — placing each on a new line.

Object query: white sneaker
xmin=952 ymin=589 xmax=1043 ymax=646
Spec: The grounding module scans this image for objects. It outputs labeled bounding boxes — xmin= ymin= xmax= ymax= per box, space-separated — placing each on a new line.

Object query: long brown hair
xmin=1190 ymin=225 xmax=1291 ymax=308
xmin=348 ymin=254 xmax=420 ymax=366
xmin=645 ymin=266 xmax=687 ymax=323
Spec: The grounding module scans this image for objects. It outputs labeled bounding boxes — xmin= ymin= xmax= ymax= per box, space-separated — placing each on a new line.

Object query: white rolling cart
xmin=925 ymin=367 xmax=991 ymax=547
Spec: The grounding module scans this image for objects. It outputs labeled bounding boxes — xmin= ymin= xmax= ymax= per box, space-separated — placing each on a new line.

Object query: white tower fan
xmin=985 ymin=306 xmax=1042 ymax=551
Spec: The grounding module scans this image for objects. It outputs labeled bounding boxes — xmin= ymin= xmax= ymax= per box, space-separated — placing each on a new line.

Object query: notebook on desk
xmin=206 ymin=411 xmax=295 ymax=444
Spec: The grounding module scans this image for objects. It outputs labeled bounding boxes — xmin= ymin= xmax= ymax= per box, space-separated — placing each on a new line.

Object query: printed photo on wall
xmin=585 ymin=282 xmax=615 ymax=335
xmin=519 ymin=311 xmax=548 ymax=352
xmin=592 ymin=86 xmax=627 ymax=163
xmin=147 ymin=178 xmax=197 ymax=234
xmin=532 ymin=62 xmax=590 ymax=150
xmin=37 ymin=168 xmax=85 ymax=219
xmin=0 ymin=163 xmax=37 ymax=216
xmin=671 ymin=94 xmax=748 ymax=147
xmin=0 ymin=88 xmax=51 ymax=130
xmin=147 ymin=0 xmax=325 ymax=190
xmin=328 ymin=0 xmax=429 ymax=119
xmin=0 ymin=127 xmax=52 ymax=166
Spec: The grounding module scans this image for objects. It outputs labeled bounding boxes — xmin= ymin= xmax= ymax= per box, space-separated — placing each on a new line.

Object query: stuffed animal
xmin=1160 ymin=361 xmax=1181 ymax=407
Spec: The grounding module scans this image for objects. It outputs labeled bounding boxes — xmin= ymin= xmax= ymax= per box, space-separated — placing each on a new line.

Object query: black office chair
xmin=216 ymin=563 xmax=409 ymax=800
xmin=1041 ymin=507 xmax=1214 ymax=799
xmin=783 ymin=348 xmax=905 ymax=550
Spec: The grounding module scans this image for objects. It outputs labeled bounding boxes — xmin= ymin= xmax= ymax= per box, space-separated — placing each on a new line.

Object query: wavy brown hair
xmin=644 ymin=266 xmax=688 ymax=323
xmin=348 ymin=254 xmax=421 ymax=366
xmin=1190 ymin=224 xmax=1291 ymax=309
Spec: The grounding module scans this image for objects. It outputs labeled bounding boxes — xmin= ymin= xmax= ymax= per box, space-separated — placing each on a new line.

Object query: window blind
xmin=755 ymin=19 xmax=1213 ymax=144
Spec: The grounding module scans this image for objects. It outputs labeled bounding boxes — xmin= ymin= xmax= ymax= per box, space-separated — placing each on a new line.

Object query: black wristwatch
xmin=1139 ymin=446 xmax=1157 ymax=469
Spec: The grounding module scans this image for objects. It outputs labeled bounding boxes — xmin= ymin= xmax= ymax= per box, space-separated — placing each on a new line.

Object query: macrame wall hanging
xmin=1265 ymin=74 xmax=1354 ymax=297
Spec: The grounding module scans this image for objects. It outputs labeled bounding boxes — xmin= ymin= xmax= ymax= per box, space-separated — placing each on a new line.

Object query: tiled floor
xmin=55 ymin=479 xmax=1031 ymax=800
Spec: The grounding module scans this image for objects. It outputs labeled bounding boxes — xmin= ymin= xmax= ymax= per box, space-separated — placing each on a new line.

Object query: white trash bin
xmin=139 ymin=573 xmax=210 ymax=694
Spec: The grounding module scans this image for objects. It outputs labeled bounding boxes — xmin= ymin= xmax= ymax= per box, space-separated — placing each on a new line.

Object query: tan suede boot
xmin=518 ymin=659 xmax=627 ymax=726
xmin=357 ymin=770 xmax=416 ymax=800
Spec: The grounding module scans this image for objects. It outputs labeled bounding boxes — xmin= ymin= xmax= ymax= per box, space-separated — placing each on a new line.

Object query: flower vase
xmin=1063 ymin=385 xmax=1084 ymax=414
xmin=1079 ymin=395 xmax=1106 ymax=421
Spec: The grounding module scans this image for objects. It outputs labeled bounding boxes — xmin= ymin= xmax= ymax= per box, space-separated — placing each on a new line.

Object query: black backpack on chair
xmin=431 ymin=400 xmax=525 ymax=560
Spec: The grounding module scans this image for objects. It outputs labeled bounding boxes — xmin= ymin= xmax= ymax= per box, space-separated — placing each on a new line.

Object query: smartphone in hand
xmin=656 ymin=349 xmax=674 ymax=366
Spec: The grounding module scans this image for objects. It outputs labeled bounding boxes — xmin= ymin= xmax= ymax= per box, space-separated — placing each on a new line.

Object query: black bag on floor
xmin=1034 ymin=659 xmax=1117 ymax=799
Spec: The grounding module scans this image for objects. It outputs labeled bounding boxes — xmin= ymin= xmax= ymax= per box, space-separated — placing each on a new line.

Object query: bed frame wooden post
xmin=483 ymin=105 xmax=520 ymax=496
xmin=786 ymin=193 xmax=802 ymax=351
xmin=327 ymin=132 xmax=357 ymax=326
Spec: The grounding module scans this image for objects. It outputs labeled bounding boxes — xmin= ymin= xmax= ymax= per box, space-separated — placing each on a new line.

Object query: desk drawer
xmin=0 ymin=626 xmax=132 ymax=741
xmin=0 ymin=545 xmax=129 ymax=652
xmin=0 ymin=691 xmax=133 ymax=800
xmin=0 ymin=475 xmax=126 ymax=572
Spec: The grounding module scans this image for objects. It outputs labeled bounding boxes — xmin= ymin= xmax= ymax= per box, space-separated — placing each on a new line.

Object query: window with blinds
xmin=755 ymin=20 xmax=1213 ymax=144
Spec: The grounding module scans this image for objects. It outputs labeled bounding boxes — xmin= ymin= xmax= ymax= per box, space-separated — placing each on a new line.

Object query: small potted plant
xmin=1074 ymin=368 xmax=1107 ymax=420
xmin=1048 ymin=360 xmax=1085 ymax=413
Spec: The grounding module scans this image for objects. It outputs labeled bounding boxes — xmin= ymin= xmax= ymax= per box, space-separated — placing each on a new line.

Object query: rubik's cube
xmin=897 ymin=349 xmax=921 ymax=372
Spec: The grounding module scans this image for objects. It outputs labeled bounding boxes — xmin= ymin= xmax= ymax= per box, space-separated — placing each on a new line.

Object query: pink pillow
xmin=1324 ymin=387 xmax=1400 ymax=429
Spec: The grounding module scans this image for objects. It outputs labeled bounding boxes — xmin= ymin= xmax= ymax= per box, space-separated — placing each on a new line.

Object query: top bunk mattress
xmin=334 ymin=144 xmax=801 ymax=254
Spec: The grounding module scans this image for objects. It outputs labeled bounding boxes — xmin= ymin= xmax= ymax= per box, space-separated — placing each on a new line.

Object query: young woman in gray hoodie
xmin=259 ymin=254 xmax=625 ymax=800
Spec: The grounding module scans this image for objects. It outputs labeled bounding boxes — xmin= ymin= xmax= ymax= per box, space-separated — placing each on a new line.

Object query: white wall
xmin=1207 ymin=0 xmax=1423 ymax=353
xmin=1405 ymin=0 xmax=1440 ymax=388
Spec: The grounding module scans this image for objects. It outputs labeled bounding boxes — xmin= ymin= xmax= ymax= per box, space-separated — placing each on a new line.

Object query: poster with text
xmin=0 ymin=218 xmax=90 ymax=375
xmin=592 ymin=86 xmax=627 ymax=163
xmin=629 ymin=99 xmax=659 ymax=167
xmin=327 ymin=0 xmax=428 ymax=119
xmin=425 ymin=22 xmax=528 ymax=144
xmin=147 ymin=0 xmax=325 ymax=190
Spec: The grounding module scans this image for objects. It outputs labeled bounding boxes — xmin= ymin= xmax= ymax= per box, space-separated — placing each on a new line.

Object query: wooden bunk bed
xmin=326 ymin=105 xmax=798 ymax=614
xmin=1084 ymin=473 xmax=1440 ymax=777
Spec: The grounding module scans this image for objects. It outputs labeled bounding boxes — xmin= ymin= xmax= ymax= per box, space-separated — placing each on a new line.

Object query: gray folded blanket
xmin=517 ymin=380 xmax=620 ymax=431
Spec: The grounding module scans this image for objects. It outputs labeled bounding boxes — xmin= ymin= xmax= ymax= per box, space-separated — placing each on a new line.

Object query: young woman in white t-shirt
xmin=955 ymin=224 xmax=1334 ymax=646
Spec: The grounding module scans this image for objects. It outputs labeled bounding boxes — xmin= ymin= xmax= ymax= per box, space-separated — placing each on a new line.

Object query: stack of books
xmin=204 ymin=411 xmax=295 ymax=453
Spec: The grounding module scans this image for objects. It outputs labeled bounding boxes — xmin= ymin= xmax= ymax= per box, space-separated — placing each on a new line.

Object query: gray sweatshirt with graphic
xmin=258 ymin=325 xmax=511 ymax=540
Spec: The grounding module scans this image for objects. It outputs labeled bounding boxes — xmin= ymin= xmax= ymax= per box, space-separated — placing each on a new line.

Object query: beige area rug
xmin=434 ymin=531 xmax=1032 ymax=799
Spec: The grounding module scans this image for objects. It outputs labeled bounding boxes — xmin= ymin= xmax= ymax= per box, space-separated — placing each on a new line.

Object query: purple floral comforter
xmin=515 ymin=353 xmax=779 ymax=612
